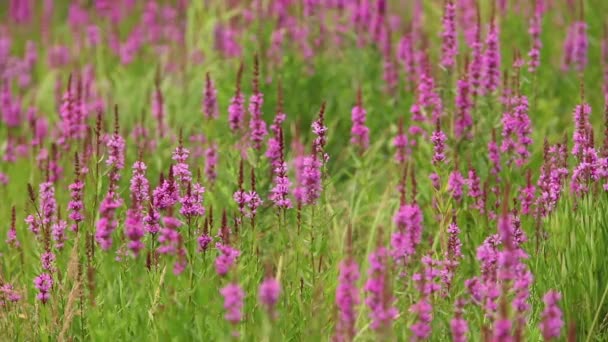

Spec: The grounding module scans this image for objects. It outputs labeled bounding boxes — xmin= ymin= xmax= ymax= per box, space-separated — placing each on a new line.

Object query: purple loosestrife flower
xmin=25 ymin=214 xmax=40 ymax=235
xmin=258 ymin=276 xmax=281 ymax=316
xmin=68 ymin=154 xmax=84 ymax=231
xmin=9 ymin=0 xmax=32 ymax=24
xmin=106 ymin=126 xmax=125 ymax=172
xmin=152 ymin=75 xmax=166 ymax=138
xmin=410 ymin=299 xmax=433 ymax=339
xmin=448 ymin=170 xmax=465 ymax=202
xmin=519 ymin=171 xmax=535 ymax=215
xmin=204 ymin=143 xmax=218 ymax=183
xmin=572 ymin=103 xmax=592 ymax=158
xmin=153 ymin=171 xmax=179 ymax=211
xmin=350 ymin=89 xmax=370 ymax=151
xmin=467 ymin=167 xmax=483 ymax=210
xmin=269 ymin=126 xmax=292 ymax=209
xmin=59 ymin=77 xmax=86 ymax=144
xmin=540 ymin=290 xmax=564 ymax=340
xmin=249 ymin=56 xmax=267 ymax=150
xmin=172 ymin=144 xmax=192 ymax=186
xmin=364 ymin=246 xmax=397 ymax=332
xmin=574 ymin=21 xmax=588 ymax=72
xmin=6 ymin=207 xmax=19 ymax=248
xmin=469 ymin=21 xmax=484 ymax=97
xmin=229 ymin=64 xmax=245 ymax=132
xmin=293 ymin=154 xmax=323 ymax=206
xmin=483 ymin=21 xmax=501 ymax=94
xmin=39 ymin=181 xmax=57 ymax=227
xmin=0 ymin=283 xmax=21 ymax=305
xmin=455 ymin=71 xmax=473 ymax=139
xmin=562 ymin=23 xmax=576 ymax=71
xmin=244 ymin=169 xmax=262 ymax=220
xmin=382 ymin=37 xmax=398 ymax=95
xmin=203 ymin=72 xmax=218 ymax=119
xmin=197 ymin=233 xmax=212 ymax=253
xmin=215 ymin=242 xmax=241 ymax=276
xmin=95 ymin=192 xmax=123 ymax=250
xmin=411 ymin=63 xmax=443 ymax=123
xmin=334 ymin=257 xmax=360 ymax=341
xmin=442 ymin=219 xmax=463 ymax=292
xmin=51 ymin=219 xmax=67 ymax=251
xmin=34 ymin=273 xmax=53 ymax=304
xmin=410 ymin=256 xmax=441 ymax=339
xmin=392 ymin=203 xmax=423 ymax=266
xmin=144 ymin=203 xmax=161 ymax=235
xmin=157 ymin=217 xmax=182 ymax=255
xmin=41 ymin=251 xmax=55 ymax=272
xmin=431 ymin=120 xmax=447 ymax=165
xmin=451 ymin=298 xmax=468 ymax=342
xmin=571 ymin=146 xmax=601 ymax=196
xmin=312 ymin=102 xmax=328 ymax=161
xmin=397 ymin=32 xmax=417 ymax=89
xmin=220 ymin=283 xmax=245 ymax=329
xmin=125 ymin=207 xmax=145 ymax=257
xmin=129 ymin=160 xmax=150 ymax=210
xmin=528 ymin=2 xmax=543 ymax=72
xmin=266 ymin=87 xmax=287 ymax=168
xmin=270 ymin=162 xmax=292 ymax=209
xmin=392 ymin=120 xmax=410 ymax=163
xmin=180 ymin=183 xmax=206 ymax=219
xmin=440 ymin=0 xmax=457 ymax=69
xmin=488 ymin=130 xmax=502 ymax=176
xmin=501 ymin=95 xmax=533 ymax=166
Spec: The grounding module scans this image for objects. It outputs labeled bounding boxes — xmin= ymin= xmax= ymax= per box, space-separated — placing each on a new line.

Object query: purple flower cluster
xmin=540 ymin=290 xmax=564 ymax=340
xmin=34 ymin=273 xmax=53 ymax=304
xmin=364 ymin=246 xmax=397 ymax=331
xmin=334 ymin=257 xmax=360 ymax=341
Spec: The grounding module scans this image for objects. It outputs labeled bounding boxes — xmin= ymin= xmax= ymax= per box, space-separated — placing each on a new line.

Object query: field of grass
xmin=1 ymin=0 xmax=608 ymax=341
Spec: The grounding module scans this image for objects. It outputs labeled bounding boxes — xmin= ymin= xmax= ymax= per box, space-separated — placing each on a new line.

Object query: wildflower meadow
xmin=2 ymin=0 xmax=608 ymax=340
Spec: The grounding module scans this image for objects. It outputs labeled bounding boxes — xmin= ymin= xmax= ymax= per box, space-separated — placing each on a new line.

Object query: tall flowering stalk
xmin=6 ymin=206 xmax=19 ymax=248
xmin=410 ymin=255 xmax=441 ymax=340
xmin=483 ymin=19 xmax=501 ymax=94
xmin=172 ymin=136 xmax=192 ymax=187
xmin=334 ymin=225 xmax=360 ymax=342
xmin=204 ymin=143 xmax=218 ymax=183
xmin=220 ymin=283 xmax=245 ymax=336
xmin=266 ymin=83 xmax=287 ymax=169
xmin=34 ymin=273 xmax=53 ymax=304
xmin=312 ymin=101 xmax=328 ymax=162
xmin=501 ymin=94 xmax=533 ymax=166
xmin=269 ymin=127 xmax=292 ymax=209
xmin=203 ymin=72 xmax=218 ymax=119
xmin=215 ymin=220 xmax=240 ymax=276
xmin=364 ymin=242 xmax=397 ymax=334
xmin=455 ymin=64 xmax=473 ymax=139
xmin=350 ymin=88 xmax=370 ymax=152
xmin=68 ymin=152 xmax=84 ymax=232
xmin=440 ymin=0 xmax=457 ymax=69
xmin=228 ymin=63 xmax=245 ymax=132
xmin=469 ymin=9 xmax=483 ymax=97
xmin=450 ymin=298 xmax=468 ymax=342
xmin=527 ymin=1 xmax=543 ymax=73
xmin=540 ymin=290 xmax=564 ymax=340
xmin=124 ymin=202 xmax=145 ymax=257
xmin=431 ymin=120 xmax=447 ymax=165
xmin=248 ymin=55 xmax=267 ymax=150
xmin=129 ymin=159 xmax=150 ymax=211
xmin=258 ymin=268 xmax=281 ymax=318
xmin=441 ymin=216 xmax=463 ymax=293
xmin=96 ymin=108 xmax=124 ymax=250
